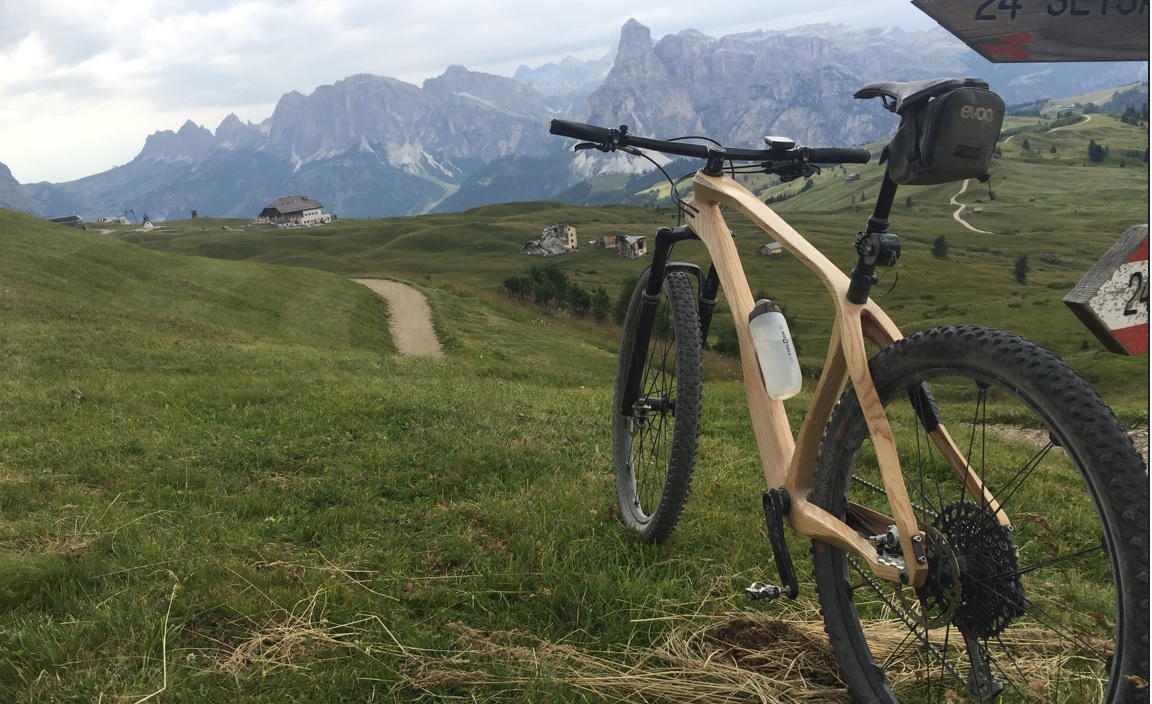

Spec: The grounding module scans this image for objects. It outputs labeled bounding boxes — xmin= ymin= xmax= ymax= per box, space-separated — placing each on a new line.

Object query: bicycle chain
xmin=850 ymin=475 xmax=938 ymax=520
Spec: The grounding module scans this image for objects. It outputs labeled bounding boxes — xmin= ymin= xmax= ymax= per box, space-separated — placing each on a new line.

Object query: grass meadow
xmin=0 ymin=111 xmax=1147 ymax=702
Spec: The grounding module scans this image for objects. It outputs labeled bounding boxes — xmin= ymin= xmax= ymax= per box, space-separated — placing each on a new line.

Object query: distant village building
xmin=545 ymin=223 xmax=577 ymax=250
xmin=522 ymin=223 xmax=578 ymax=256
xmin=618 ymin=235 xmax=647 ymax=259
xmin=47 ymin=215 xmax=86 ymax=230
xmin=759 ymin=242 xmax=784 ymax=256
xmin=256 ymin=196 xmax=333 ymax=226
xmin=845 ymin=174 xmax=860 ymax=182
xmin=592 ymin=235 xmax=618 ymax=248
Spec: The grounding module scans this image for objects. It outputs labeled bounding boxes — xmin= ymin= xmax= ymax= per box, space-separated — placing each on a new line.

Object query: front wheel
xmin=811 ymin=325 xmax=1148 ymax=703
xmin=612 ymin=268 xmax=702 ymax=544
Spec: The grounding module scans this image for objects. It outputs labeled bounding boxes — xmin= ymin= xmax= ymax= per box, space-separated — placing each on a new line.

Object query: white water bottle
xmin=748 ymin=300 xmax=802 ymax=400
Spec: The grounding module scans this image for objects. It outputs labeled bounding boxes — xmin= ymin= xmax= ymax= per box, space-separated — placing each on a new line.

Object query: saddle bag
xmin=884 ymin=83 xmax=1005 ymax=185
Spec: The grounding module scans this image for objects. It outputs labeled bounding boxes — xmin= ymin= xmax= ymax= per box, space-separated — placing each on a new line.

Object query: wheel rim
xmin=834 ymin=369 xmax=1122 ymax=702
xmin=624 ymin=297 xmax=678 ymax=526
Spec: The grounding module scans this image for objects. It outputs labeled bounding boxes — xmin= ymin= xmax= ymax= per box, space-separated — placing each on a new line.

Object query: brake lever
xmin=574 ymin=142 xmax=643 ymax=156
xmin=778 ymin=163 xmax=821 ymax=183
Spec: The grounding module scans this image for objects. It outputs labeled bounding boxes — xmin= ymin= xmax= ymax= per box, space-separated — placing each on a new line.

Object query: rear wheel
xmin=811 ymin=325 xmax=1148 ymax=703
xmin=612 ymin=269 xmax=702 ymax=544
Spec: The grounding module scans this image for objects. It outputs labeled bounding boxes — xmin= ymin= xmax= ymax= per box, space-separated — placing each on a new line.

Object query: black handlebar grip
xmin=549 ymin=119 xmax=614 ymax=143
xmin=807 ymin=147 xmax=872 ymax=164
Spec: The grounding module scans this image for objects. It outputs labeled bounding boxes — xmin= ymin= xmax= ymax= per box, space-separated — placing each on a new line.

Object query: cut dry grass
xmin=384 ymin=610 xmax=1116 ymax=703
xmin=397 ymin=613 xmax=851 ymax=703
xmin=207 ymin=590 xmax=369 ymax=675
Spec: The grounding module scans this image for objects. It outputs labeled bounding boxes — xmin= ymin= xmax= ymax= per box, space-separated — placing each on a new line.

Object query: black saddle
xmin=854 ymin=77 xmax=989 ymax=114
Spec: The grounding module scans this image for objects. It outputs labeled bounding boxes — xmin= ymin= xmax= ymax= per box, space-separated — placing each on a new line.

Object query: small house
xmin=845 ymin=174 xmax=860 ymax=182
xmin=759 ymin=242 xmax=784 ymax=256
xmin=618 ymin=236 xmax=647 ymax=259
xmin=257 ymin=196 xmax=333 ymax=226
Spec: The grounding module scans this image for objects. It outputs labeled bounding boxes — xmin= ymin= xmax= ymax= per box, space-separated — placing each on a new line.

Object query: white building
xmin=257 ymin=196 xmax=333 ymax=226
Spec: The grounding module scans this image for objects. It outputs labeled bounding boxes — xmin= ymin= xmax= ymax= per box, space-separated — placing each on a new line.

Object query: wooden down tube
xmin=686 ymin=171 xmax=1005 ymax=587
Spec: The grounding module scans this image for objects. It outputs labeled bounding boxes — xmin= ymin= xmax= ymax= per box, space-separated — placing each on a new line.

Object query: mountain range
xmin=1 ymin=19 xmax=1147 ymax=221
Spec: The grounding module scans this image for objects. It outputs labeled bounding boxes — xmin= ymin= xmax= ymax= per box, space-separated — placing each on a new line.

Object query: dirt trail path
xmin=354 ymin=279 xmax=444 ymax=357
xmin=949 ymin=179 xmax=995 ymax=234
xmin=991 ymin=423 xmax=1149 ymax=468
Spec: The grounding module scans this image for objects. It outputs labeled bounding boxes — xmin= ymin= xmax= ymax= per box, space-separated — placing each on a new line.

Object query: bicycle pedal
xmin=744 ymin=582 xmax=786 ymax=602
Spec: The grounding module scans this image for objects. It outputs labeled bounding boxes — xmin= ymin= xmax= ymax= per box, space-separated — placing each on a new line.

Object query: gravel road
xmin=354 ymin=279 xmax=444 ymax=357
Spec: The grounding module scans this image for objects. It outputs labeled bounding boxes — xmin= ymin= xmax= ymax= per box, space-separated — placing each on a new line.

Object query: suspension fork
xmin=697 ymin=262 xmax=721 ymax=345
xmin=619 ymin=225 xmax=707 ymax=416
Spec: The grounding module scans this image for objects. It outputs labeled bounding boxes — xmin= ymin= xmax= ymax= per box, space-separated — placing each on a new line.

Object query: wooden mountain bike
xmin=550 ymin=78 xmax=1147 ymax=704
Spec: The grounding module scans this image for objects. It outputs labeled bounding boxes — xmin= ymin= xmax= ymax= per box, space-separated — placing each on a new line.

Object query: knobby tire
xmin=612 ymin=269 xmax=703 ymax=544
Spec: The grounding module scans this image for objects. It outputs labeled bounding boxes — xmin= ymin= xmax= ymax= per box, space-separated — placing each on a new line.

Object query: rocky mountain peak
xmin=215 ymin=113 xmax=264 ymax=150
xmin=422 ymin=65 xmax=541 ymax=105
xmin=0 ymin=161 xmax=41 ymax=215
xmin=136 ymin=120 xmax=217 ymax=164
xmin=619 ymin=18 xmax=653 ymax=54
xmin=513 ymin=53 xmax=614 ymax=100
xmin=612 ymin=18 xmax=665 ymax=83
xmin=4 ymin=18 xmax=1143 ymax=221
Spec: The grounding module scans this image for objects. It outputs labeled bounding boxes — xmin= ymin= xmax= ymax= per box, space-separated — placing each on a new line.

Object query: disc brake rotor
xmin=896 ymin=524 xmax=961 ymax=629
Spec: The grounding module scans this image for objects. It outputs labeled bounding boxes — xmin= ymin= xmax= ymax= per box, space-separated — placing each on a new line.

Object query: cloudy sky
xmin=0 ymin=1 xmax=939 ymax=183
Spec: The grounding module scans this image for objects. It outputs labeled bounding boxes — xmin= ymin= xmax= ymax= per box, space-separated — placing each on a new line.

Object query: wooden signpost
xmin=911 ymin=0 xmax=1149 ymax=62
xmin=1064 ymin=225 xmax=1149 ymax=355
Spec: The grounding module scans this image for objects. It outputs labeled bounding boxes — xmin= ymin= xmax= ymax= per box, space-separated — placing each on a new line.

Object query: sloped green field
xmin=0 ymin=107 xmax=1146 ymax=702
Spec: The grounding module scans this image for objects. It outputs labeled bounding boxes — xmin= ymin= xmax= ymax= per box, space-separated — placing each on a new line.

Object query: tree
xmin=590 ymin=286 xmax=612 ymax=321
xmin=1021 ymin=137 xmax=1031 ymax=151
xmin=502 ymin=274 xmax=532 ymax=301
xmin=905 ymin=195 xmax=914 ymax=208
xmin=1050 ymin=145 xmax=1057 ymax=154
xmin=1087 ymin=139 xmax=1106 ymax=163
xmin=931 ymin=235 xmax=950 ymax=260
xmin=1013 ymin=255 xmax=1030 ymax=284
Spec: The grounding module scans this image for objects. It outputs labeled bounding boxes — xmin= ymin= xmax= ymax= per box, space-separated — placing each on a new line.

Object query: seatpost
xmin=847 ymin=171 xmax=901 ymax=304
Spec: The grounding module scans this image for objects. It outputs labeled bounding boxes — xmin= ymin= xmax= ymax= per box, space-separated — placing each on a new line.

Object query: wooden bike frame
xmin=684 ymin=170 xmax=1008 ymax=588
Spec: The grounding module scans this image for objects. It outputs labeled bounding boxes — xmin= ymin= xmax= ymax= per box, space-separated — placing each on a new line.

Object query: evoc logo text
xmin=960 ymin=105 xmax=997 ymax=122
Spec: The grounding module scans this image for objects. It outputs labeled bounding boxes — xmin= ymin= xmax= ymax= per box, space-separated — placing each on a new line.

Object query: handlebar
xmin=549 ymin=119 xmax=871 ymax=166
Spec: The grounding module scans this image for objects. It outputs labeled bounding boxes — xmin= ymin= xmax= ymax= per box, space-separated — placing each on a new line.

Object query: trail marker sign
xmin=911 ymin=0 xmax=1149 ymax=62
xmin=1064 ymin=224 xmax=1149 ymax=355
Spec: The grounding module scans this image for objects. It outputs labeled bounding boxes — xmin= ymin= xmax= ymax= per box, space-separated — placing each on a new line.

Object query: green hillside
xmin=0 ymin=210 xmax=634 ymax=701
xmin=0 ymin=107 xmax=1146 ymax=701
xmin=116 ymin=112 xmax=1149 ymax=405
